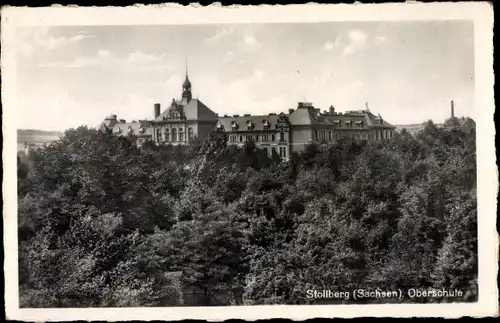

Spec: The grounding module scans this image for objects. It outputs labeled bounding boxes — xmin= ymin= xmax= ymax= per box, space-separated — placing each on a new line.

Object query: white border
xmin=2 ymin=2 xmax=498 ymax=320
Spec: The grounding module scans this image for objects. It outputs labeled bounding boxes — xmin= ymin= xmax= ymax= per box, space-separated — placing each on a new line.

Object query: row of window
xmin=230 ymin=132 xmax=286 ymax=143
xmin=375 ymin=129 xmax=393 ymax=140
xmin=155 ymin=127 xmax=194 ymax=142
xmin=263 ymin=146 xmax=287 ymax=158
xmin=314 ymin=129 xmax=393 ymax=141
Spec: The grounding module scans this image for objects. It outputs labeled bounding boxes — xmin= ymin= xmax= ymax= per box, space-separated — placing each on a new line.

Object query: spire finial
xmin=185 ymin=56 xmax=188 ymax=76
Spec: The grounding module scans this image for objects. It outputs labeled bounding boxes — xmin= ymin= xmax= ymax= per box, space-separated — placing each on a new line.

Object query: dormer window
xmin=334 ymin=120 xmax=341 ymax=128
xmin=262 ymin=120 xmax=270 ymax=129
xmin=139 ymin=126 xmax=146 ymax=134
xmin=114 ymin=127 xmax=122 ymax=134
xmin=246 ymin=120 xmax=254 ymax=129
xmin=216 ymin=121 xmax=224 ymax=130
xmin=345 ymin=120 xmax=352 ymax=128
xmin=231 ymin=121 xmax=239 ymax=129
xmin=355 ymin=120 xmax=363 ymax=128
xmin=128 ymin=126 xmax=134 ymax=134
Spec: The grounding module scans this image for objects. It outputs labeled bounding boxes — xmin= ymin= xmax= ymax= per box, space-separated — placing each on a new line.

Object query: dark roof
xmin=217 ymin=113 xmax=286 ymax=132
xmin=288 ymin=106 xmax=315 ymax=125
xmin=459 ymin=117 xmax=475 ymax=127
xmin=183 ymin=74 xmax=191 ymax=87
xmin=155 ymin=98 xmax=218 ymax=121
xmin=363 ymin=111 xmax=396 ymax=129
xmin=444 ymin=116 xmax=475 ymax=129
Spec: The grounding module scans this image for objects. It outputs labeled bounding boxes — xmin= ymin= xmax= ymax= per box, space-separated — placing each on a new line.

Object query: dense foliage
xmin=17 ymin=121 xmax=477 ymax=307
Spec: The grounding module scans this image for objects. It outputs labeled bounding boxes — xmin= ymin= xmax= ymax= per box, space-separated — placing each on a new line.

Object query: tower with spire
xmin=182 ymin=59 xmax=192 ymax=104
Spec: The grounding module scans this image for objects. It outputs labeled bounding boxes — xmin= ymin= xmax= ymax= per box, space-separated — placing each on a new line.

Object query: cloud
xmin=323 ymin=41 xmax=334 ymax=51
xmin=18 ymin=27 xmax=96 ymax=57
xmin=35 ymin=49 xmax=171 ymax=70
xmin=342 ymin=29 xmax=369 ymax=56
xmin=203 ymin=27 xmax=234 ymax=45
xmin=237 ymin=33 xmax=261 ymax=51
xmin=97 ymin=49 xmax=111 ymax=58
xmin=127 ymin=50 xmax=167 ymax=63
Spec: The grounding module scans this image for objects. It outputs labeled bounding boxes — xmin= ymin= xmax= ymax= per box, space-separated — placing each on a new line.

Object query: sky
xmin=16 ymin=21 xmax=475 ymax=131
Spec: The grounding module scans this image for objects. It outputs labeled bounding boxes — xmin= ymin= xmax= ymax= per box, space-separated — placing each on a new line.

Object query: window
xmin=263 ymin=134 xmax=269 ymax=142
xmin=239 ymin=135 xmax=243 ymax=142
xmin=280 ymin=132 xmax=285 ymax=141
xmin=272 ymin=134 xmax=275 ymax=141
xmin=329 ymin=131 xmax=332 ymax=141
xmin=172 ymin=128 xmax=177 ymax=141
xmin=255 ymin=135 xmax=259 ymax=142
xmin=188 ymin=127 xmax=194 ymax=141
xmin=165 ymin=128 xmax=170 ymax=142
xmin=315 ymin=130 xmax=319 ymax=140
xmin=156 ymin=129 xmax=162 ymax=142
xmin=179 ymin=128 xmax=184 ymax=142
xmin=272 ymin=147 xmax=277 ymax=156
xmin=279 ymin=147 xmax=287 ymax=158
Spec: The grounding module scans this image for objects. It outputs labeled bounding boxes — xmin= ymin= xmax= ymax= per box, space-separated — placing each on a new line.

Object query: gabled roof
xmin=363 ymin=111 xmax=395 ymax=129
xmin=154 ymin=98 xmax=218 ymax=122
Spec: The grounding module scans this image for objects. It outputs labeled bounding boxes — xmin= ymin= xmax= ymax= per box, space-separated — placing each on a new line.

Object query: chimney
xmin=298 ymin=102 xmax=304 ymax=109
xmin=451 ymin=100 xmax=455 ymax=118
xmin=329 ymin=106 xmax=335 ymax=114
xmin=154 ymin=103 xmax=161 ymax=118
xmin=288 ymin=109 xmax=294 ymax=114
xmin=119 ymin=119 xmax=126 ymax=123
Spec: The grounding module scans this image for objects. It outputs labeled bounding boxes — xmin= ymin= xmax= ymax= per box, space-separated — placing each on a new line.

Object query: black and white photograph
xmin=2 ymin=2 xmax=497 ymax=320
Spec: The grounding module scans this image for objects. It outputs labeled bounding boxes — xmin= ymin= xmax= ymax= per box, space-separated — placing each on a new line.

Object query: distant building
xmin=443 ymin=100 xmax=476 ymax=134
xmin=17 ymin=130 xmax=62 ymax=153
xmin=99 ymin=67 xmax=396 ymax=158
xmin=396 ymin=100 xmax=475 ymax=136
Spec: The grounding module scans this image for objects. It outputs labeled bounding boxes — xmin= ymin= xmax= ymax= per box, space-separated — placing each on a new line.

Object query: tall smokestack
xmin=451 ymin=100 xmax=455 ymax=118
xmin=154 ymin=103 xmax=161 ymax=118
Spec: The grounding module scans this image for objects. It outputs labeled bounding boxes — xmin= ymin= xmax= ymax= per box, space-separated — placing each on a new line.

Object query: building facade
xmin=99 ymin=70 xmax=396 ymax=158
